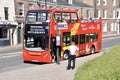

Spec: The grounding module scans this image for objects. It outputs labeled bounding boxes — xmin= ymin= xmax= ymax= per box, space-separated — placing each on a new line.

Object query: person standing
xmin=67 ymin=41 xmax=79 ymax=70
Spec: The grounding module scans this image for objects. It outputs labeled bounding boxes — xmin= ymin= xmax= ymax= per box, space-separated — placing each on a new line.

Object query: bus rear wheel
xmin=63 ymin=51 xmax=69 ymax=60
xmin=91 ymin=46 xmax=95 ymax=54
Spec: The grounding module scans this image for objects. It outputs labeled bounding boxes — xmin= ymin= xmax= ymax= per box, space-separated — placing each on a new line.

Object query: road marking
xmin=102 ymin=36 xmax=120 ymax=40
xmin=0 ymin=51 xmax=22 ymax=58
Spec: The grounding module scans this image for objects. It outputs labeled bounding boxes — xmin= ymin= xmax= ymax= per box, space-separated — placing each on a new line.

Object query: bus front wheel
xmin=63 ymin=51 xmax=69 ymax=60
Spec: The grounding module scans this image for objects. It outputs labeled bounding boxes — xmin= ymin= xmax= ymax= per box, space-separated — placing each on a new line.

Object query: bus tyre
xmin=91 ymin=46 xmax=95 ymax=54
xmin=24 ymin=61 xmax=28 ymax=63
xmin=63 ymin=51 xmax=69 ymax=60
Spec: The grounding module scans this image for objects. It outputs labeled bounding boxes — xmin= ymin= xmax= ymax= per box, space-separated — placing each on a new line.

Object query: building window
xmin=4 ymin=7 xmax=9 ymax=20
xmin=49 ymin=6 xmax=53 ymax=9
xmin=112 ymin=0 xmax=116 ymax=6
xmin=19 ymin=3 xmax=24 ymax=16
xmin=0 ymin=28 xmax=8 ymax=38
xmin=86 ymin=10 xmax=90 ymax=18
xmin=96 ymin=0 xmax=100 ymax=5
xmin=111 ymin=23 xmax=114 ymax=32
xmin=117 ymin=11 xmax=119 ymax=18
xmin=111 ymin=23 xmax=117 ymax=31
xmin=103 ymin=22 xmax=107 ymax=32
xmin=41 ymin=5 xmax=45 ymax=8
xmin=103 ymin=0 xmax=107 ymax=5
xmin=53 ymin=0 xmax=57 ymax=2
xmin=115 ymin=23 xmax=117 ymax=31
xmin=67 ymin=0 xmax=73 ymax=4
xmin=103 ymin=9 xmax=107 ymax=18
xmin=96 ymin=9 xmax=100 ymax=18
xmin=113 ymin=10 xmax=116 ymax=18
xmin=29 ymin=4 xmax=34 ymax=9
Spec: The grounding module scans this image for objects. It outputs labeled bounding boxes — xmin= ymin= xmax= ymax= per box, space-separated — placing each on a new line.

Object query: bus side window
xmin=80 ymin=34 xmax=85 ymax=44
xmin=71 ymin=35 xmax=78 ymax=44
xmin=71 ymin=13 xmax=78 ymax=23
xmin=94 ymin=33 xmax=98 ymax=41
xmin=86 ymin=34 xmax=90 ymax=42
xmin=62 ymin=13 xmax=70 ymax=23
xmin=90 ymin=34 xmax=94 ymax=42
xmin=89 ymin=33 xmax=98 ymax=42
xmin=54 ymin=12 xmax=62 ymax=23
xmin=63 ymin=32 xmax=70 ymax=46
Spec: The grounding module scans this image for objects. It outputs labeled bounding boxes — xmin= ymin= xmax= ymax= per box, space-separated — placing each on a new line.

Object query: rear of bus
xmin=23 ymin=9 xmax=52 ymax=63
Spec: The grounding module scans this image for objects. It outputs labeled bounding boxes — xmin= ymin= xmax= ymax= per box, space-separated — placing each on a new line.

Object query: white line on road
xmin=102 ymin=36 xmax=120 ymax=40
xmin=0 ymin=51 xmax=22 ymax=58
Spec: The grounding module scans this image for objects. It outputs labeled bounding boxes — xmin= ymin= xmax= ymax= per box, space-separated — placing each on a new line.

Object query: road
xmin=0 ymin=36 xmax=120 ymax=80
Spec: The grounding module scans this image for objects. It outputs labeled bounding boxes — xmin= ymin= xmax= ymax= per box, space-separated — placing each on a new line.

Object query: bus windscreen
xmin=26 ymin=10 xmax=50 ymax=24
xmin=24 ymin=10 xmax=50 ymax=51
xmin=24 ymin=34 xmax=49 ymax=51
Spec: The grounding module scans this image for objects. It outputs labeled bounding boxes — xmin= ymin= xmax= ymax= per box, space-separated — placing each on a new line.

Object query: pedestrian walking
xmin=67 ymin=41 xmax=79 ymax=70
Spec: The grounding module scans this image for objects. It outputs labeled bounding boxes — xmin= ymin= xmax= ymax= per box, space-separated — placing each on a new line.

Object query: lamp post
xmin=118 ymin=14 xmax=120 ymax=33
xmin=9 ymin=24 xmax=11 ymax=40
xmin=119 ymin=1 xmax=120 ymax=33
xmin=56 ymin=21 xmax=60 ymax=64
xmin=94 ymin=0 xmax=97 ymax=18
xmin=45 ymin=0 xmax=47 ymax=9
xmin=117 ymin=12 xmax=120 ymax=33
xmin=117 ymin=1 xmax=120 ymax=33
xmin=37 ymin=0 xmax=41 ymax=8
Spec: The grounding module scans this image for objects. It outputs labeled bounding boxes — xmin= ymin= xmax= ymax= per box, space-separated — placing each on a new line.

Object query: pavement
xmin=0 ymin=44 xmax=22 ymax=57
xmin=0 ymin=44 xmax=22 ymax=51
xmin=102 ymin=33 xmax=120 ymax=38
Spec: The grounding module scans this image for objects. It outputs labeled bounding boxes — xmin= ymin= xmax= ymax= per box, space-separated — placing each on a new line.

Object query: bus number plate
xmin=32 ymin=60 xmax=39 ymax=62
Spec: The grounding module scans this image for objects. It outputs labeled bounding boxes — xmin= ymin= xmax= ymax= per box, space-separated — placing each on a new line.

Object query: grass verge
xmin=74 ymin=45 xmax=120 ymax=80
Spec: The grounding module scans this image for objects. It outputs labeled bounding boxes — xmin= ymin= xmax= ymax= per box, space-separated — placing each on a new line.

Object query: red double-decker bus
xmin=23 ymin=8 xmax=102 ymax=63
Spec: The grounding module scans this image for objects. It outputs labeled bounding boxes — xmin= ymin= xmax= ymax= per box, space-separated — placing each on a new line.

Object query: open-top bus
xmin=23 ymin=8 xmax=102 ymax=63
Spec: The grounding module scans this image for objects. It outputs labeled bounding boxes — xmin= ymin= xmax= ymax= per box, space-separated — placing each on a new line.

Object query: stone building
xmin=35 ymin=0 xmax=93 ymax=17
xmin=95 ymin=0 xmax=120 ymax=35
xmin=13 ymin=0 xmax=93 ymax=44
xmin=80 ymin=0 xmax=120 ymax=35
xmin=0 ymin=0 xmax=18 ymax=46
xmin=14 ymin=0 xmax=39 ymax=44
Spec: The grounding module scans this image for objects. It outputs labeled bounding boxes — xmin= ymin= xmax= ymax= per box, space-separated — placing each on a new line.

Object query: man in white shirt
xmin=67 ymin=41 xmax=79 ymax=70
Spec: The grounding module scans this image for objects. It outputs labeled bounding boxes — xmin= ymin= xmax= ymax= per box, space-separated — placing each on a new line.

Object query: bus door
xmin=79 ymin=34 xmax=86 ymax=55
xmin=50 ymin=36 xmax=57 ymax=61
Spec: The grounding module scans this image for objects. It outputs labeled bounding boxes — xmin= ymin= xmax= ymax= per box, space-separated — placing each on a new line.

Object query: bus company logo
xmin=81 ymin=24 xmax=86 ymax=27
xmin=57 ymin=23 xmax=68 ymax=29
xmin=89 ymin=25 xmax=95 ymax=30
xmin=82 ymin=27 xmax=87 ymax=31
xmin=81 ymin=24 xmax=87 ymax=31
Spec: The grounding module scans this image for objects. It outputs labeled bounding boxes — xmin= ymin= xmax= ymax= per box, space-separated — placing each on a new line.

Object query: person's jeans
xmin=67 ymin=55 xmax=76 ymax=69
